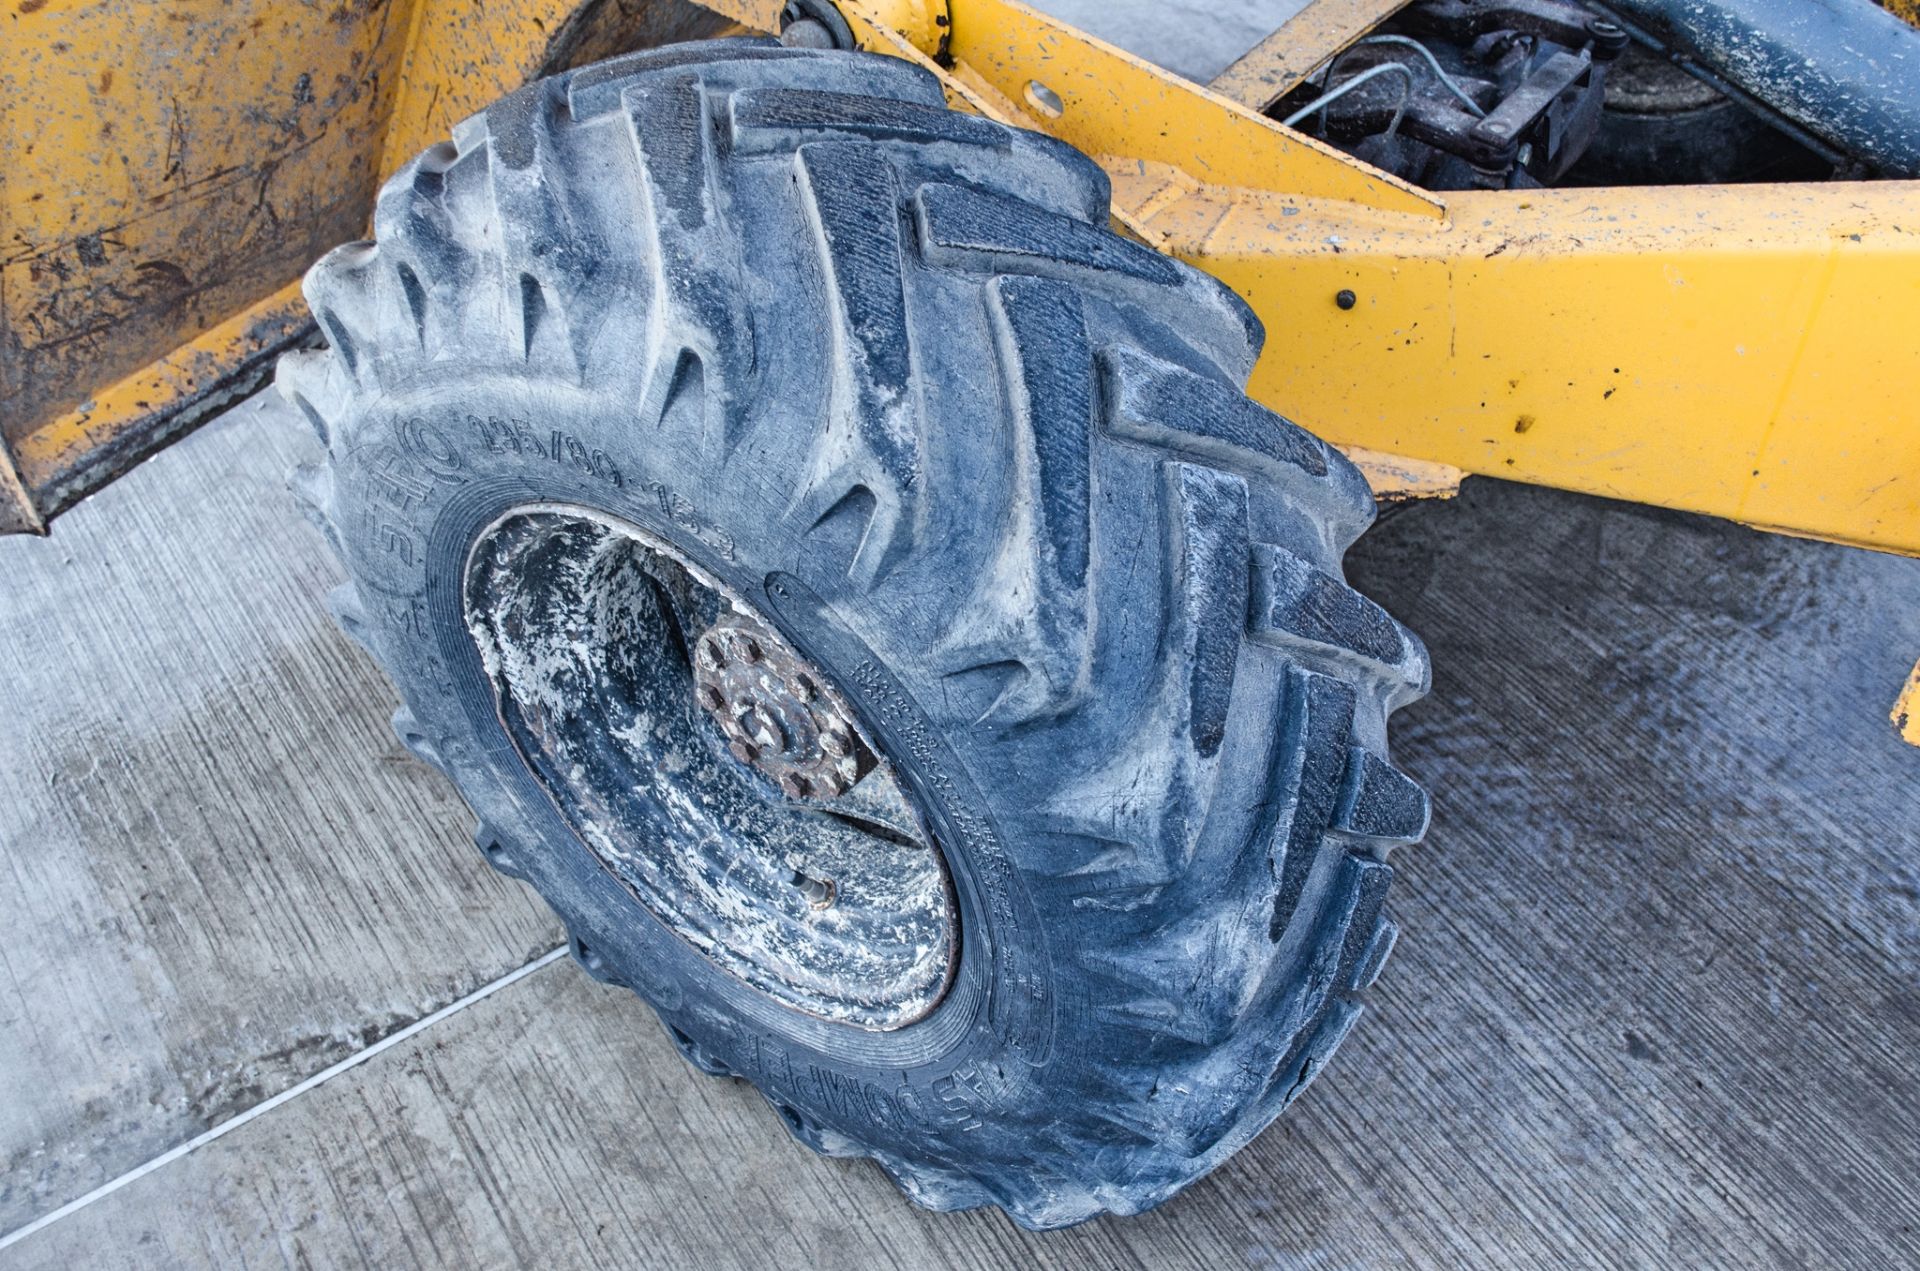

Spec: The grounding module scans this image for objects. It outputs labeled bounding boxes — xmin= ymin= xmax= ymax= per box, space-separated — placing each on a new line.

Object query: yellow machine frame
xmin=5 ymin=0 xmax=1917 ymax=560
xmin=0 ymin=0 xmax=737 ymax=535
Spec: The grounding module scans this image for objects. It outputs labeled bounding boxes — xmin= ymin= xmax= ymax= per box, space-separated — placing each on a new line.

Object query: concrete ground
xmin=4 ymin=379 xmax=1918 ymax=1268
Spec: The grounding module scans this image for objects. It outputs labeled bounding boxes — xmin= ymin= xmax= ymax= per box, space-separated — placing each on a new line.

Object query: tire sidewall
xmin=327 ymin=372 xmax=1064 ymax=1164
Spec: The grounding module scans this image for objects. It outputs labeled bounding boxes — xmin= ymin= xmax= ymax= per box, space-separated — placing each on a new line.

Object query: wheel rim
xmin=463 ymin=505 xmax=957 ymax=1030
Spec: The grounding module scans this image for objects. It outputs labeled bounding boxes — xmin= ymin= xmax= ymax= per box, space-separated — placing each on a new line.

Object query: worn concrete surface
xmin=0 ymin=394 xmax=565 ymax=1242
xmin=4 ymin=377 xmax=1918 ymax=1268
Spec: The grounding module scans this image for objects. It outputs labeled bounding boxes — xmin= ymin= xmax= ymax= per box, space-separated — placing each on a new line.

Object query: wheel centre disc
xmin=463 ymin=505 xmax=956 ymax=1030
xmin=691 ymin=614 xmax=878 ymax=800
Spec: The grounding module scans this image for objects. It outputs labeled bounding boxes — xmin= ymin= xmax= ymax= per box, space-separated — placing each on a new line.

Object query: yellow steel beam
xmin=11 ymin=282 xmax=310 ymax=528
xmin=1209 ymin=0 xmax=1413 ymax=113
xmin=1138 ymin=178 xmax=1920 ymax=554
xmin=943 ymin=0 xmax=1443 ymax=218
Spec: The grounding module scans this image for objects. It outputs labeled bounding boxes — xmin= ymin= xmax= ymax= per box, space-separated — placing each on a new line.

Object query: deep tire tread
xmin=283 ymin=42 xmax=1429 ymax=1231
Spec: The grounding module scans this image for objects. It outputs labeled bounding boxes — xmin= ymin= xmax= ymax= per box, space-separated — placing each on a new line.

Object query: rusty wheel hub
xmin=692 ymin=614 xmax=876 ymax=799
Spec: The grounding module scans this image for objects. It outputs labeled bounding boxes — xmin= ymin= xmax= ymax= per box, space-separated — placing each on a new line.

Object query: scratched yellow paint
xmin=1 ymin=1 xmax=410 ymax=450
xmin=0 ymin=0 xmax=641 ymax=530
xmin=1337 ymin=446 xmax=1463 ymax=501
xmin=1132 ymin=179 xmax=1920 ymax=554
xmin=1894 ymin=659 xmax=1920 ymax=746
xmin=12 ymin=281 xmax=309 ymax=506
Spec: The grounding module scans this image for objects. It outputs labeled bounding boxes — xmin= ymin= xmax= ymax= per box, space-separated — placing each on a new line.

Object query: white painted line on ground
xmin=0 ymin=944 xmax=570 ymax=1253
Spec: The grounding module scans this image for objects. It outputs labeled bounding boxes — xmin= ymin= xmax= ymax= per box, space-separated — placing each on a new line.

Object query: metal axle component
xmin=692 ymin=614 xmax=876 ymax=799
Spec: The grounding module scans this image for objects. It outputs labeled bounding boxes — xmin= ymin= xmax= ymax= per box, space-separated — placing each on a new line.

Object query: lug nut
xmin=729 ymin=740 xmax=760 ymax=764
xmin=788 ymin=674 xmax=815 ymax=703
xmin=737 ymin=635 xmax=763 ymax=663
xmin=780 ymin=772 xmax=812 ymax=798
xmin=821 ymin=729 xmax=852 ymax=757
xmin=698 ymin=636 xmax=726 ymax=669
xmin=819 ymin=770 xmax=849 ymax=796
xmin=697 ymin=683 xmax=725 ymax=711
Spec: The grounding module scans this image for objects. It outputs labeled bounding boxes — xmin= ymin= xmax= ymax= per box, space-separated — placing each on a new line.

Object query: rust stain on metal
xmin=693 ymin=614 xmax=877 ymax=800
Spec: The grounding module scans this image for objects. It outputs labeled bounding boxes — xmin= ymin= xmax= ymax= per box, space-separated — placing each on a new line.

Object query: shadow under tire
xmin=278 ymin=37 xmax=1431 ymax=1229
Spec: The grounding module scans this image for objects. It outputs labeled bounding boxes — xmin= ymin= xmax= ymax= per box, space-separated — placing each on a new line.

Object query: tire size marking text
xmin=468 ymin=414 xmax=624 ymax=487
xmin=642 ymin=481 xmax=737 ymax=562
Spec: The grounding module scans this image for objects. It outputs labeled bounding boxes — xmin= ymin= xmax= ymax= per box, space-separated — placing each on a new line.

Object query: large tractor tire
xmin=279 ymin=38 xmax=1431 ymax=1228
